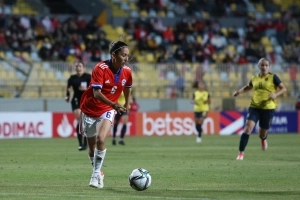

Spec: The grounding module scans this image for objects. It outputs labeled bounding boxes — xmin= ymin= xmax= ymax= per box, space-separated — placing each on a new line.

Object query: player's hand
xmin=233 ymin=91 xmax=240 ymax=97
xmin=65 ymin=97 xmax=70 ymax=102
xmin=269 ymin=93 xmax=277 ymax=100
xmin=112 ymin=103 xmax=127 ymax=114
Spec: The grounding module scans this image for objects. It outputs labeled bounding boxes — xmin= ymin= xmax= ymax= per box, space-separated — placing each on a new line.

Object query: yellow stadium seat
xmin=145 ymin=53 xmax=155 ymax=63
xmin=261 ymin=37 xmax=270 ymax=45
xmin=158 ymin=11 xmax=165 ymax=17
xmin=230 ymin=3 xmax=237 ymax=11
xmin=140 ymin=10 xmax=148 ymax=17
xmin=22 ymin=52 xmax=32 ymax=62
xmin=7 ymin=70 xmax=15 ymax=79
xmin=265 ymin=45 xmax=273 ymax=53
xmin=116 ymin=26 xmax=125 ymax=36
xmin=0 ymin=51 xmax=5 ymax=59
xmin=220 ymin=27 xmax=228 ymax=36
xmin=227 ymin=45 xmax=236 ymax=54
xmin=196 ymin=36 xmax=202 ymax=43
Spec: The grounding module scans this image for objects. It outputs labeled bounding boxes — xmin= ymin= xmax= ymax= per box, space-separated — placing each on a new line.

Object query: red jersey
xmin=80 ymin=60 xmax=133 ymax=117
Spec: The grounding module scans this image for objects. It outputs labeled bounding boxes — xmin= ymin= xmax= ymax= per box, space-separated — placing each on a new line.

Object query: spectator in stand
xmin=288 ymin=64 xmax=299 ymax=96
xmin=174 ymin=73 xmax=185 ymax=98
xmin=296 ymin=95 xmax=300 ymax=111
xmin=129 ymin=96 xmax=139 ymax=113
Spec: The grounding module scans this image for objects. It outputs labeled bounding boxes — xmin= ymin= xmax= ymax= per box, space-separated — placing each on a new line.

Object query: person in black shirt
xmin=65 ymin=61 xmax=91 ymax=151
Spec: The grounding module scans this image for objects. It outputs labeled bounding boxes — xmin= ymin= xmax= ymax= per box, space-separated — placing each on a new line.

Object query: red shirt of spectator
xmin=129 ymin=100 xmax=139 ymax=112
xmin=289 ymin=64 xmax=297 ymax=80
xmin=162 ymin=26 xmax=174 ymax=43
xmin=80 ymin=60 xmax=133 ymax=117
xmin=237 ymin=56 xmax=248 ymax=64
xmin=274 ymin=19 xmax=285 ymax=32
xmin=134 ymin=24 xmax=148 ymax=40
xmin=51 ymin=15 xmax=60 ymax=30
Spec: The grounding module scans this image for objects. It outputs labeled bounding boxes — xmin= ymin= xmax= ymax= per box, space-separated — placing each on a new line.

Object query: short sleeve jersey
xmin=67 ymin=73 xmax=91 ymax=100
xmin=80 ymin=60 xmax=133 ymax=117
xmin=249 ymin=73 xmax=281 ymax=109
xmin=193 ymin=90 xmax=210 ymax=112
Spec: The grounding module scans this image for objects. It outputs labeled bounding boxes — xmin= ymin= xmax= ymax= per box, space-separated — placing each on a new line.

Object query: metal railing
xmin=0 ymin=61 xmax=299 ymax=99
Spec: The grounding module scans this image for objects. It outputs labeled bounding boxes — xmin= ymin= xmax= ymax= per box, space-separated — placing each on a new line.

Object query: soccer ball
xmin=129 ymin=168 xmax=151 ymax=191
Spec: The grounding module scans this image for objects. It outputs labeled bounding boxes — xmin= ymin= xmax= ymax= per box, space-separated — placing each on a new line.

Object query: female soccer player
xmin=79 ymin=40 xmax=132 ymax=188
xmin=112 ymin=91 xmax=132 ymax=145
xmin=65 ymin=61 xmax=91 ymax=151
xmin=233 ymin=58 xmax=287 ymax=160
xmin=191 ymin=81 xmax=210 ymax=143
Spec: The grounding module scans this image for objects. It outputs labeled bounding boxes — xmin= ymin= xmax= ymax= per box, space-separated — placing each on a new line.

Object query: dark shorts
xmin=71 ymin=97 xmax=80 ymax=111
xmin=194 ymin=112 xmax=208 ymax=119
xmin=114 ymin=111 xmax=129 ymax=122
xmin=247 ymin=107 xmax=275 ymax=129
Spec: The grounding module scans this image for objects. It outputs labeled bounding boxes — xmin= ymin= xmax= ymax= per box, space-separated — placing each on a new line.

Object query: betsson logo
xmin=142 ymin=113 xmax=215 ymax=136
xmin=57 ymin=114 xmax=73 ymax=137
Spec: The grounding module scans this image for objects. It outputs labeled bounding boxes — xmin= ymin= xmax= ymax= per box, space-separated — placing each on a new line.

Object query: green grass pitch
xmin=0 ymin=134 xmax=299 ymax=200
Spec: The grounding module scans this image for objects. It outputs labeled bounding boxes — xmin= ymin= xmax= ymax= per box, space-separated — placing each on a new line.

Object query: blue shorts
xmin=194 ymin=112 xmax=208 ymax=119
xmin=247 ymin=107 xmax=275 ymax=129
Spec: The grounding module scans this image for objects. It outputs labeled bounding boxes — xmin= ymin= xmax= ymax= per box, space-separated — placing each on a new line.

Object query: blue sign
xmin=247 ymin=112 xmax=298 ymax=134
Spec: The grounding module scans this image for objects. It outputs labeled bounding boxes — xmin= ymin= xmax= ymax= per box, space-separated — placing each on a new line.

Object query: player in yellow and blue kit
xmin=233 ymin=58 xmax=287 ymax=160
xmin=191 ymin=82 xmax=210 ymax=143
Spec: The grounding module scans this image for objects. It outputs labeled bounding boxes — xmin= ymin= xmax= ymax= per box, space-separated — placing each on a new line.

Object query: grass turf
xmin=0 ymin=134 xmax=299 ymax=200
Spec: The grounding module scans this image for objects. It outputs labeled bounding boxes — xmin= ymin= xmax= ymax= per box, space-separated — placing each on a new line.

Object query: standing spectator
xmin=174 ymin=73 xmax=185 ymax=98
xmin=288 ymin=64 xmax=299 ymax=96
xmin=296 ymin=95 xmax=300 ymax=110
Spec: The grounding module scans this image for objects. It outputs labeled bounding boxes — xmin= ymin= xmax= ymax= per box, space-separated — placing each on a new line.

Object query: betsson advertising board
xmin=0 ymin=111 xmax=298 ymax=139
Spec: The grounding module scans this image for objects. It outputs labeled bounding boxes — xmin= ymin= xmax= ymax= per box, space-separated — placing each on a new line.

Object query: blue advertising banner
xmin=248 ymin=112 xmax=298 ymax=134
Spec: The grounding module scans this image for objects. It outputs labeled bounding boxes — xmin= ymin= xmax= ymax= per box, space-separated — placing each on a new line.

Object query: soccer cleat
xmin=236 ymin=153 xmax=244 ymax=160
xmin=118 ymin=140 xmax=125 ymax=145
xmin=89 ymin=171 xmax=104 ymax=188
xmin=261 ymin=140 xmax=268 ymax=151
xmin=196 ymin=137 xmax=202 ymax=143
xmin=112 ymin=139 xmax=116 ymax=145
xmin=78 ymin=146 xmax=87 ymax=151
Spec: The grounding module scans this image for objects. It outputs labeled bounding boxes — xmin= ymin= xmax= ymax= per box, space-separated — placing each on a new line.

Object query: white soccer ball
xmin=129 ymin=168 xmax=151 ymax=191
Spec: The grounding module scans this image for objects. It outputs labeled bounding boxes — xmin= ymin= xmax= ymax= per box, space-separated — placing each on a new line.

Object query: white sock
xmin=93 ymin=148 xmax=106 ymax=175
xmin=88 ymin=156 xmax=94 ymax=166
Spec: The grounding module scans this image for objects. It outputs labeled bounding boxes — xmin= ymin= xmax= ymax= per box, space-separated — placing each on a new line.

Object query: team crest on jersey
xmin=265 ymin=78 xmax=268 ymax=81
xmin=121 ymin=79 xmax=126 ymax=86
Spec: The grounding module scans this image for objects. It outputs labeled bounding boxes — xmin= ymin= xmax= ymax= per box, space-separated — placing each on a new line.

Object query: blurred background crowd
xmin=0 ymin=0 xmax=300 ymax=65
xmin=0 ymin=0 xmax=299 ymax=104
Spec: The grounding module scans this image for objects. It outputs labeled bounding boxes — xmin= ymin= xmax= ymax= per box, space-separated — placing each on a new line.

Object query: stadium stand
xmin=0 ymin=0 xmax=299 ymax=99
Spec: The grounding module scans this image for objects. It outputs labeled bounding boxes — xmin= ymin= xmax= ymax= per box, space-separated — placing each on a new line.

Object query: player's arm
xmin=123 ymin=87 xmax=131 ymax=112
xmin=206 ymin=94 xmax=211 ymax=104
xmin=233 ymin=81 xmax=253 ymax=97
xmin=93 ymin=88 xmax=125 ymax=112
xmin=269 ymin=74 xmax=287 ymax=100
xmin=190 ymin=92 xmax=196 ymax=104
xmin=65 ymin=77 xmax=72 ymax=102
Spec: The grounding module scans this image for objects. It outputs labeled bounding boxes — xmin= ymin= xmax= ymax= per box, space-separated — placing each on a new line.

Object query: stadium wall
xmin=0 ymin=98 xmax=296 ymax=112
xmin=0 ymin=111 xmax=298 ymax=139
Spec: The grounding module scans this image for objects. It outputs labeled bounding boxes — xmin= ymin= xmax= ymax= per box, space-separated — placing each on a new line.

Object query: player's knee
xmin=96 ymin=136 xmax=105 ymax=146
xmin=244 ymin=126 xmax=253 ymax=134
